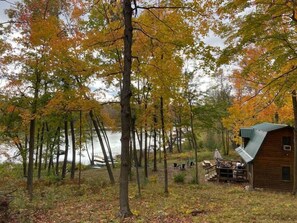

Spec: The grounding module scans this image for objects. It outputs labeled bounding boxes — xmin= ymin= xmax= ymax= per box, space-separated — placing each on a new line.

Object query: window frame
xmin=282 ymin=136 xmax=292 ymax=151
xmin=281 ymin=166 xmax=291 ymax=181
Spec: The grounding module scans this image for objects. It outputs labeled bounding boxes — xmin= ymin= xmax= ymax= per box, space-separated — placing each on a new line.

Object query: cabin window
xmin=282 ymin=166 xmax=291 ymax=181
xmin=282 ymin=136 xmax=292 ymax=151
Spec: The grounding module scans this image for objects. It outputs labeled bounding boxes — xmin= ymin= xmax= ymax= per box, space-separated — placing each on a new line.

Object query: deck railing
xmin=216 ymin=166 xmax=248 ymax=182
xmin=203 ymin=159 xmax=248 ymax=182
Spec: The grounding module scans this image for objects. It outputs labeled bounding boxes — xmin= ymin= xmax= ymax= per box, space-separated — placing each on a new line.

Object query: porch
xmin=203 ymin=160 xmax=248 ymax=182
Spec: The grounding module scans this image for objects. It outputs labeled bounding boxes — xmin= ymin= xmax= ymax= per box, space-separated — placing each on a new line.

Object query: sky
xmin=0 ymin=0 xmax=15 ymax=23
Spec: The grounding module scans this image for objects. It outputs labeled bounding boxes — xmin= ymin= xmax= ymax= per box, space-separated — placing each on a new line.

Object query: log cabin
xmin=236 ymin=122 xmax=294 ymax=191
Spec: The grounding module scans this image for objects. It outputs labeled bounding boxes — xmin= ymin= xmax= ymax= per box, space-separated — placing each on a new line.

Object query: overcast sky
xmin=0 ymin=0 xmax=16 ymax=23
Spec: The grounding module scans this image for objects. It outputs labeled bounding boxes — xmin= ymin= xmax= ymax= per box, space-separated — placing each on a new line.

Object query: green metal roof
xmin=236 ymin=123 xmax=289 ymax=163
xmin=240 ymin=128 xmax=254 ymax=138
xmin=252 ymin=123 xmax=288 ymax=132
xmin=235 ymin=146 xmax=253 ymax=163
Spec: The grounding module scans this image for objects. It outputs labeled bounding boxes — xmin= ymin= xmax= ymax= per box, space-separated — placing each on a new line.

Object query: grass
xmin=1 ymin=151 xmax=297 ymax=222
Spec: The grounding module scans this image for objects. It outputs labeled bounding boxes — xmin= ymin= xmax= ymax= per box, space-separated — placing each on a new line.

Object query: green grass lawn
xmin=1 ymin=152 xmax=297 ymax=223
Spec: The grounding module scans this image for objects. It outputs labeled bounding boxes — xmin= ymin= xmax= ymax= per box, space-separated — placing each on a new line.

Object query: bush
xmin=197 ymin=150 xmax=213 ymax=162
xmin=174 ymin=173 xmax=186 ymax=183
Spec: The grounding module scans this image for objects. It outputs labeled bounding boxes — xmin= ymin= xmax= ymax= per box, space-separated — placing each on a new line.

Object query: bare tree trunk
xmin=27 ymin=70 xmax=40 ymax=200
xmin=292 ymin=90 xmax=297 ymax=195
xmin=153 ymin=115 xmax=157 ymax=172
xmin=23 ymin=135 xmax=28 ymax=177
xmin=48 ymin=127 xmax=59 ymax=175
xmin=55 ymin=127 xmax=61 ymax=176
xmin=90 ymin=110 xmax=115 ymax=184
xmin=132 ymin=115 xmax=141 ymax=197
xmin=226 ymin=130 xmax=230 ymax=155
xmin=27 ymin=118 xmax=36 ymax=200
xmin=62 ymin=120 xmax=69 ymax=179
xmin=119 ymin=0 xmax=133 ymax=217
xmin=35 ymin=127 xmax=40 ymax=169
xmin=38 ymin=123 xmax=45 ymax=179
xmin=87 ymin=118 xmax=95 ymax=165
xmin=160 ymin=97 xmax=168 ymax=194
xmin=189 ymin=99 xmax=199 ymax=184
xmin=44 ymin=123 xmax=50 ymax=170
xmin=70 ymin=118 xmax=76 ymax=180
xmin=129 ymin=139 xmax=133 ymax=181
xmin=158 ymin=130 xmax=162 ymax=163
xmin=144 ymin=103 xmax=148 ymax=178
xmin=97 ymin=117 xmax=115 ymax=168
xmin=178 ymin=116 xmax=182 ymax=152
xmin=169 ymin=130 xmax=173 ymax=153
xmin=79 ymin=111 xmax=82 ymax=187
xmin=136 ymin=128 xmax=143 ymax=167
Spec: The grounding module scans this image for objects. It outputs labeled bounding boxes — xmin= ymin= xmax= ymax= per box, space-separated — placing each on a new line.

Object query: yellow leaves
xmin=30 ymin=16 xmax=60 ymax=46
xmin=19 ymin=109 xmax=33 ymax=125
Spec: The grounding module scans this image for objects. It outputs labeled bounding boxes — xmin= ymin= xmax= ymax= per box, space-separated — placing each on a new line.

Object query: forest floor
xmin=1 ymin=151 xmax=297 ymax=223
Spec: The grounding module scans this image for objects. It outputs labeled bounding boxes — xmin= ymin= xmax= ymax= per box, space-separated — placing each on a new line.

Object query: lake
xmin=0 ymin=131 xmax=122 ymax=165
xmin=0 ymin=131 xmax=157 ymax=165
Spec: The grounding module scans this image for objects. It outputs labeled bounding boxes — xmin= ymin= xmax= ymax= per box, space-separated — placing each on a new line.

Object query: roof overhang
xmin=235 ymin=146 xmax=254 ymax=163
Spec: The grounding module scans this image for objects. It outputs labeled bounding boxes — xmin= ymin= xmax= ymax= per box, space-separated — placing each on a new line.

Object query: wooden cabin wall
xmin=253 ymin=128 xmax=294 ymax=191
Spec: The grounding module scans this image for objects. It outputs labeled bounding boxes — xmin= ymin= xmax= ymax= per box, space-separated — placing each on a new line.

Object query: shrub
xmin=174 ymin=173 xmax=186 ymax=183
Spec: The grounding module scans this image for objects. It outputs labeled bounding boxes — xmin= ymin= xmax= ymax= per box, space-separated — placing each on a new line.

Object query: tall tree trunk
xmin=97 ymin=117 xmax=115 ymax=168
xmin=35 ymin=127 xmax=40 ymax=169
xmin=79 ymin=111 xmax=82 ymax=187
xmin=221 ymin=128 xmax=226 ymax=155
xmin=144 ymin=103 xmax=148 ymax=178
xmin=38 ymin=123 xmax=45 ymax=179
xmin=153 ymin=115 xmax=157 ymax=172
xmin=137 ymin=128 xmax=143 ymax=167
xmin=90 ymin=110 xmax=115 ymax=184
xmin=189 ymin=99 xmax=199 ymax=184
xmin=15 ymin=137 xmax=27 ymax=178
xmin=129 ymin=138 xmax=133 ymax=181
xmin=62 ymin=120 xmax=69 ymax=179
xmin=292 ymin=90 xmax=297 ymax=195
xmin=27 ymin=69 xmax=41 ymax=200
xmin=88 ymin=118 xmax=95 ymax=165
xmin=176 ymin=123 xmax=181 ymax=153
xmin=160 ymin=97 xmax=168 ymax=194
xmin=70 ymin=118 xmax=76 ymax=180
xmin=119 ymin=0 xmax=133 ymax=217
xmin=27 ymin=118 xmax=36 ymax=200
xmin=55 ymin=127 xmax=61 ymax=176
xmin=169 ymin=130 xmax=173 ymax=153
xmin=48 ymin=127 xmax=60 ymax=175
xmin=23 ymin=135 xmax=28 ymax=177
xmin=44 ymin=123 xmax=50 ymax=170
xmin=132 ymin=115 xmax=141 ymax=197
xmin=158 ymin=130 xmax=162 ymax=163
xmin=178 ymin=115 xmax=182 ymax=152
xmin=226 ymin=130 xmax=230 ymax=155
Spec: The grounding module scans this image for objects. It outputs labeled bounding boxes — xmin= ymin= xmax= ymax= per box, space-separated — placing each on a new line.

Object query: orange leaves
xmin=71 ymin=6 xmax=84 ymax=20
xmin=6 ymin=105 xmax=16 ymax=113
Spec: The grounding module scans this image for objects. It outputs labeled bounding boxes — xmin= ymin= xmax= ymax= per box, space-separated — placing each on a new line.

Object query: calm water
xmin=0 ymin=131 xmax=122 ymax=165
xmin=0 ymin=131 xmax=160 ymax=165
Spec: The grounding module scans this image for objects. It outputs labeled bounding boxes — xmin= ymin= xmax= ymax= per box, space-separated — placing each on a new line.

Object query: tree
xmin=118 ymin=0 xmax=133 ymax=218
xmin=214 ymin=0 xmax=297 ymax=193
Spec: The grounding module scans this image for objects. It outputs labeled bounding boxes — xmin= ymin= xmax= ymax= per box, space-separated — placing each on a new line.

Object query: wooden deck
xmin=204 ymin=160 xmax=248 ymax=183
